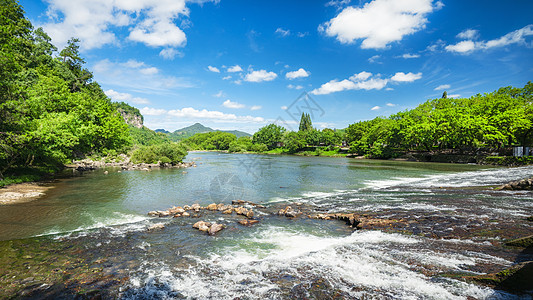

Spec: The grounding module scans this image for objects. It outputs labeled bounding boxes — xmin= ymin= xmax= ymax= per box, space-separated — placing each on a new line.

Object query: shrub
xmin=131 ymin=143 xmax=187 ymax=165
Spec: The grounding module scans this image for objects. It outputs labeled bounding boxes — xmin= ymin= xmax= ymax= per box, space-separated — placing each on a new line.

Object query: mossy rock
xmin=505 ymin=235 xmax=533 ymax=248
xmin=469 ymin=262 xmax=533 ymax=294
xmin=527 ymin=216 xmax=533 ymax=222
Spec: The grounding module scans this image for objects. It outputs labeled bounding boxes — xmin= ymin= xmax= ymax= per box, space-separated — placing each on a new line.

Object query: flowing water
xmin=0 ymin=152 xmax=532 ymax=299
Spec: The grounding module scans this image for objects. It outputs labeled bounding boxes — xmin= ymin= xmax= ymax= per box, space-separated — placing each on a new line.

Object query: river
xmin=0 ymin=152 xmax=532 ymax=299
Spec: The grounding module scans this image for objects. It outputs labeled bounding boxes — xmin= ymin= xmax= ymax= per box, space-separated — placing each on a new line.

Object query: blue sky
xmin=21 ymin=0 xmax=533 ymax=133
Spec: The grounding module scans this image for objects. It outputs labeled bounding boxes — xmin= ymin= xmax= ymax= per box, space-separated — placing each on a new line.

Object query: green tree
xmin=252 ymin=124 xmax=286 ymax=149
xmin=298 ymin=112 xmax=313 ymax=132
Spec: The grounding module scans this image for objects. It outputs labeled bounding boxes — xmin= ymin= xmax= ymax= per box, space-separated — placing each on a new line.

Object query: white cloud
xmin=371 ymin=106 xmax=381 ymax=110
xmin=311 ymin=71 xmax=420 ymax=95
xmin=296 ymin=32 xmax=308 ymax=38
xmin=227 ymin=65 xmax=243 ymax=73
xmin=390 ymin=72 xmax=422 ymax=82
xmin=233 ymin=79 xmax=242 ymax=85
xmin=275 ymin=28 xmax=290 ymax=37
xmin=401 ymin=53 xmax=420 ymax=59
xmin=245 ymin=70 xmax=278 ymax=82
xmin=92 ymin=59 xmax=193 ymax=92
xmin=448 ymin=94 xmax=461 ymax=98
xmin=140 ymin=67 xmax=159 ymax=75
xmin=281 ymin=106 xmax=288 ymax=110
xmin=208 ymin=65 xmax=220 ymax=73
xmin=40 ymin=0 xmax=206 ymax=50
xmin=349 ymin=71 xmax=372 ymax=81
xmin=457 ymin=29 xmax=479 ymax=40
xmin=445 ymin=40 xmax=476 ymax=53
xmin=140 ymin=107 xmax=167 ymax=116
xmin=222 ymin=75 xmax=232 ymax=80
xmin=250 ymin=105 xmax=262 ymax=111
xmin=446 ymin=25 xmax=533 ymax=54
xmin=434 ymin=84 xmax=450 ymax=90
xmin=168 ymin=107 xmax=265 ymax=123
xmin=223 ymin=99 xmax=245 ymax=109
xmin=385 ymin=87 xmax=394 ymax=91
xmin=287 ymin=84 xmax=304 ymax=90
xmin=368 ymin=55 xmax=381 ymax=63
xmin=285 ymin=68 xmax=310 ymax=79
xmin=105 ymin=89 xmax=150 ymax=105
xmin=320 ymin=0 xmax=435 ymax=49
xmin=386 ymin=103 xmax=396 ymax=107
xmin=213 ymin=91 xmax=225 ymax=98
xmin=159 ymin=48 xmax=182 ymax=59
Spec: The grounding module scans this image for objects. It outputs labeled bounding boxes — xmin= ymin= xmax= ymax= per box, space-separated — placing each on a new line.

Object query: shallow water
xmin=1 ymin=153 xmax=532 ymax=298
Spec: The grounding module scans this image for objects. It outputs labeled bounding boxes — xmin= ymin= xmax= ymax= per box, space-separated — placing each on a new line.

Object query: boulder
xmin=223 ymin=208 xmax=234 ymax=214
xmin=239 ymin=220 xmax=259 ymax=226
xmin=190 ymin=203 xmax=201 ymax=211
xmin=182 ymin=211 xmax=190 ymax=217
xmin=208 ymin=223 xmax=225 ymax=236
xmin=206 ymin=203 xmax=218 ymax=210
xmin=147 ymin=211 xmax=159 ymax=217
xmin=193 ymin=220 xmax=211 ymax=229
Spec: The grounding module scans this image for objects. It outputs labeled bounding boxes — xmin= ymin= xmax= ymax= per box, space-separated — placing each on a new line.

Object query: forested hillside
xmin=0 ymin=1 xmax=129 ymax=182
xmin=345 ymin=83 xmax=533 ymax=158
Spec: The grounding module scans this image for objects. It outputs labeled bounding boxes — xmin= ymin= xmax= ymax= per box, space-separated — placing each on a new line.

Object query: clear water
xmin=1 ymin=152 xmax=532 ymax=298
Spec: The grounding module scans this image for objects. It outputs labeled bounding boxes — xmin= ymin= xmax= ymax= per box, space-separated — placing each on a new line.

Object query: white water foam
xmin=36 ymin=212 xmax=150 ymax=239
xmin=364 ymin=165 xmax=533 ymax=190
xmin=124 ymin=226 xmax=507 ymax=299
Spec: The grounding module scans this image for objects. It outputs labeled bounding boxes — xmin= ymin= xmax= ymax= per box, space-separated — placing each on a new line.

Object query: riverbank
xmin=0 ymin=182 xmax=54 ymax=205
xmin=0 ymin=155 xmax=196 ymax=205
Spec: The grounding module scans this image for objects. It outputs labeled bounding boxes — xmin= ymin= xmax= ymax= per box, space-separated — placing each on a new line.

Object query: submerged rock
xmin=469 ymin=261 xmax=533 ymax=294
xmin=147 ymin=223 xmax=165 ymax=231
xmin=232 ymin=199 xmax=266 ymax=208
xmin=505 ymin=235 xmax=533 ymax=248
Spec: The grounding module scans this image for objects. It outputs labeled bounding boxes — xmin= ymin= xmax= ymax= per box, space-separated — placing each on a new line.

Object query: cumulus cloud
xmin=140 ymin=106 xmax=265 ymax=123
xmin=39 ymin=0 xmax=217 ymax=50
xmin=275 ymin=28 xmax=290 ymax=37
xmin=386 ymin=103 xmax=396 ymax=107
xmin=446 ymin=25 xmax=533 ymax=54
xmin=287 ymin=84 xmax=304 ymax=90
xmin=285 ymin=68 xmax=310 ymax=79
xmin=105 ymin=89 xmax=150 ymax=104
xmin=140 ymin=107 xmax=167 ymax=116
xmin=371 ymin=106 xmax=381 ymax=110
xmin=311 ymin=71 xmax=421 ymax=95
xmin=223 ymin=99 xmax=245 ymax=109
xmin=93 ymin=59 xmax=193 ymax=92
xmin=222 ymin=75 xmax=232 ymax=80
xmin=245 ymin=70 xmax=278 ymax=82
xmin=227 ymin=65 xmax=243 ymax=72
xmin=250 ymin=105 xmax=262 ymax=111
xmin=434 ymin=84 xmax=450 ymax=90
xmin=168 ymin=107 xmax=265 ymax=122
xmin=445 ymin=40 xmax=476 ymax=53
xmin=159 ymin=48 xmax=183 ymax=59
xmin=208 ymin=65 xmax=220 ymax=73
xmin=368 ymin=55 xmax=381 ymax=63
xmin=401 ymin=53 xmax=420 ymax=59
xmin=457 ymin=29 xmax=479 ymax=40
xmin=320 ymin=0 xmax=436 ymax=49
xmin=390 ymin=72 xmax=422 ymax=82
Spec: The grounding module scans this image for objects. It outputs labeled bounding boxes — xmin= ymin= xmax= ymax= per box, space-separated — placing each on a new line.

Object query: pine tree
xmin=298 ymin=112 xmax=313 ymax=131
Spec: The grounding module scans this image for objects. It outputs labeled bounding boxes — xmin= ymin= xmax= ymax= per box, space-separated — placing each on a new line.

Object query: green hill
xmin=166 ymin=123 xmax=251 ymax=141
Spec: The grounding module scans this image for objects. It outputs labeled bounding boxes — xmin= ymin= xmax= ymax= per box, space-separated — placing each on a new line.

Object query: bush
xmin=131 ymin=143 xmax=187 ymax=165
xmin=249 ymin=143 xmax=268 ymax=152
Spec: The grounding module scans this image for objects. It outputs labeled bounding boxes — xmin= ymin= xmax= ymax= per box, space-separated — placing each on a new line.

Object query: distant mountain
xmin=155 ymin=129 xmax=170 ymax=134
xmin=165 ymin=123 xmax=251 ymax=141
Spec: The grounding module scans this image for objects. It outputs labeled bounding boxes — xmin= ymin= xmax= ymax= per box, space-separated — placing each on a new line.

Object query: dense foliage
xmin=0 ymin=1 xmax=132 ymax=180
xmin=181 ymin=131 xmax=237 ymax=150
xmin=128 ymin=126 xmax=171 ymax=146
xmin=345 ymin=83 xmax=533 ymax=158
xmin=130 ymin=143 xmax=187 ymax=165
